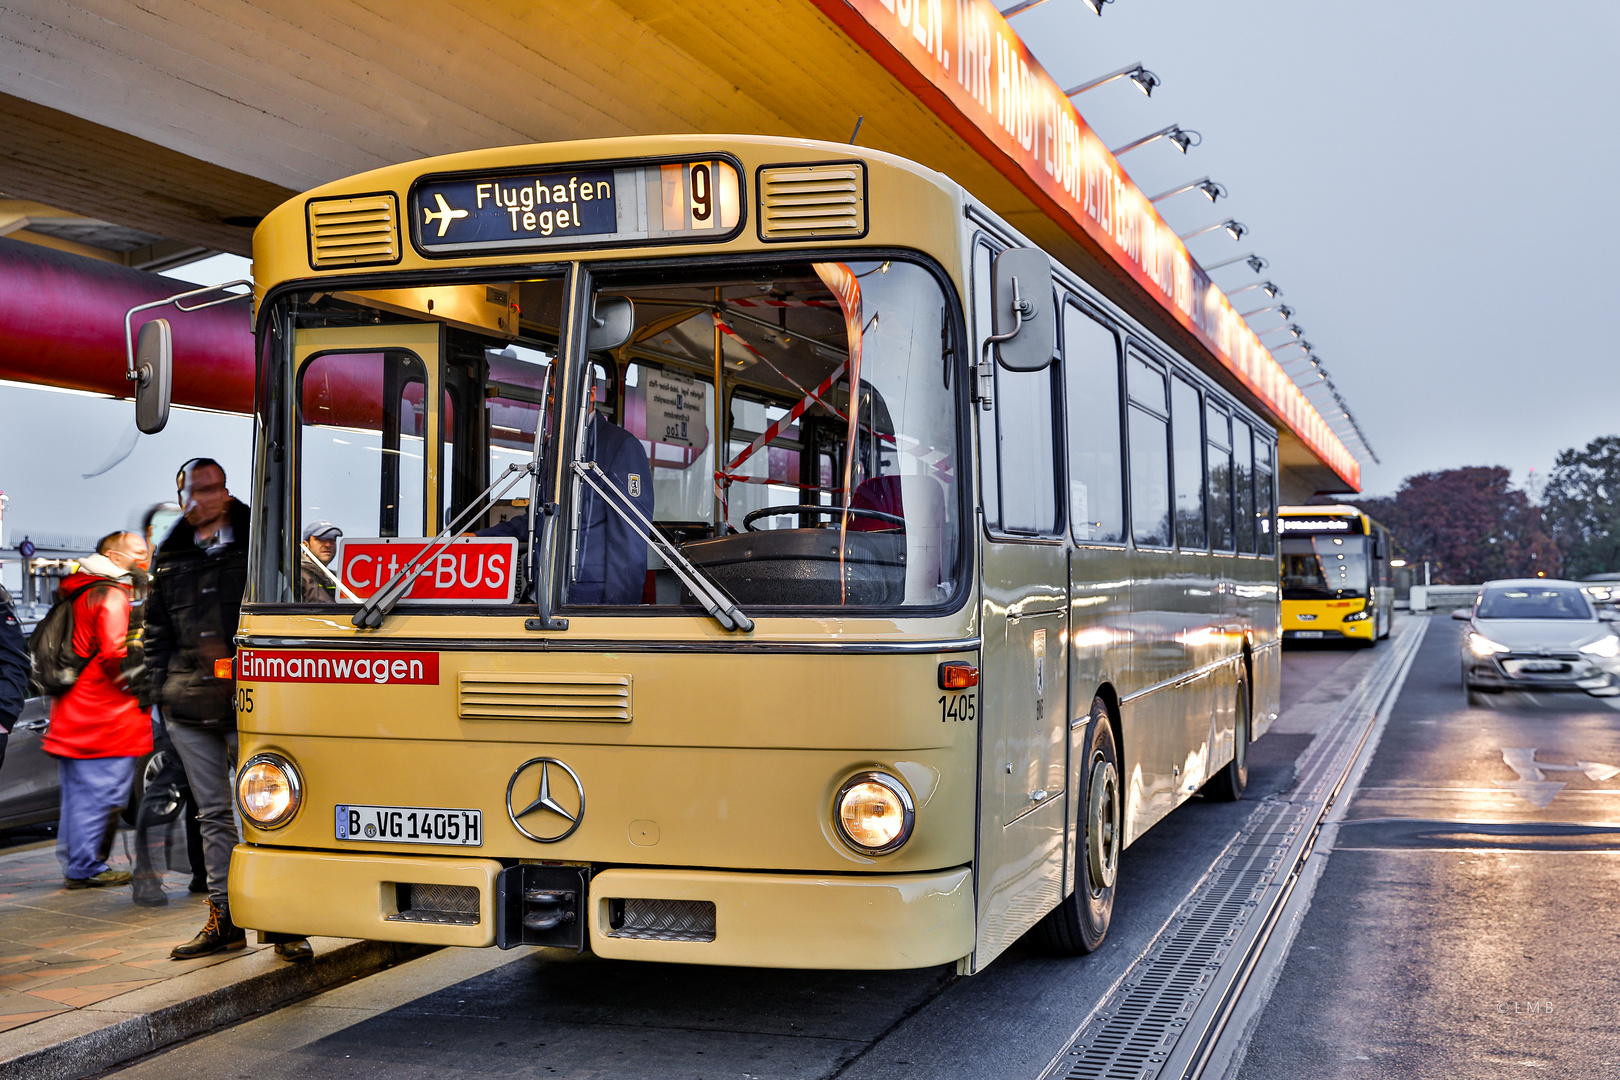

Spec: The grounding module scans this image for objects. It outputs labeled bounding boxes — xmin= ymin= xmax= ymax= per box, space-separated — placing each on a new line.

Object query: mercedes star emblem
xmin=505 ymin=757 xmax=585 ymax=843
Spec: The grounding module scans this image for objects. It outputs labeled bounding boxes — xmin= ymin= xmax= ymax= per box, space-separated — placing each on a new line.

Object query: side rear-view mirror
xmin=134 ymin=318 xmax=173 ymax=434
xmin=587 ymin=296 xmax=634 ymax=351
xmin=991 ymin=247 xmax=1055 ymax=372
xmin=1450 ymin=608 xmax=1471 ymax=621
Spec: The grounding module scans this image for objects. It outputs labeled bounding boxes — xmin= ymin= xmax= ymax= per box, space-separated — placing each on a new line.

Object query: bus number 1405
xmin=939 ymin=693 xmax=975 ymax=723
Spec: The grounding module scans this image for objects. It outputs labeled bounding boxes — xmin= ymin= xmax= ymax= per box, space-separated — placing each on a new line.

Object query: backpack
xmin=28 ymin=580 xmax=112 ymax=697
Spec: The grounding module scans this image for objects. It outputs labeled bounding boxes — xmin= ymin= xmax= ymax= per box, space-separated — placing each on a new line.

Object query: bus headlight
xmin=1343 ymin=606 xmax=1372 ymax=622
xmin=237 ymin=753 xmax=302 ymax=829
xmin=834 ymin=772 xmax=915 ymax=854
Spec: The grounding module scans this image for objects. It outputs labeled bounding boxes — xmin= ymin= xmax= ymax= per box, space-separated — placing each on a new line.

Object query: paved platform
xmin=0 ymin=836 xmax=428 ymax=1080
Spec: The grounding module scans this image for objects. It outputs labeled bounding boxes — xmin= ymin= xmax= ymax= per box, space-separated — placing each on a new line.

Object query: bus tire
xmin=1204 ymin=672 xmax=1250 ymax=802
xmin=1032 ymin=697 xmax=1119 ymax=956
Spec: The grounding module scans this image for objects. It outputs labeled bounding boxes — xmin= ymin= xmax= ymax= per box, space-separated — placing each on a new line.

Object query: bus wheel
xmin=1204 ymin=673 xmax=1250 ymax=802
xmin=1033 ymin=698 xmax=1119 ymax=956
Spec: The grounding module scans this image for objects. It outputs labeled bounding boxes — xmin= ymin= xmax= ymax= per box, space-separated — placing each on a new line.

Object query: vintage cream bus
xmin=139 ymin=135 xmax=1282 ymax=973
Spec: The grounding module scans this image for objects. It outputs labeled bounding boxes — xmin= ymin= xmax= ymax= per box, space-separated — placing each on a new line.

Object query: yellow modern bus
xmin=185 ymin=135 xmax=1282 ymax=974
xmin=1277 ymin=505 xmax=1393 ymax=645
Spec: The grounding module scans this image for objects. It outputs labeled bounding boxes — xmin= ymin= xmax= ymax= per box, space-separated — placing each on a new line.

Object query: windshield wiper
xmin=570 ymin=460 xmax=753 ymax=633
xmin=351 ymin=460 xmax=537 ymax=629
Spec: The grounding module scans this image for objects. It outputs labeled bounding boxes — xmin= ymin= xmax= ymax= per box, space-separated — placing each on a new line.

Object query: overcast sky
xmin=1012 ymin=0 xmax=1620 ymax=496
xmin=4 ymin=2 xmax=1616 ymax=572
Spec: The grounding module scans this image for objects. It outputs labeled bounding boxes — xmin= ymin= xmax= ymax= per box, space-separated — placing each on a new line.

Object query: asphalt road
xmin=103 ymin=642 xmax=1378 ymax=1080
xmin=1236 ymin=618 xmax=1620 ymax=1079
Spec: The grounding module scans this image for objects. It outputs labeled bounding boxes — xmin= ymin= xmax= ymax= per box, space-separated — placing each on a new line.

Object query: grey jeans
xmin=164 ymin=719 xmax=239 ymax=909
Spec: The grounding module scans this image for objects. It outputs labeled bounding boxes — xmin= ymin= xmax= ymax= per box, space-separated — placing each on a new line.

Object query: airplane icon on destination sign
xmin=423 ymin=193 xmax=468 ymax=237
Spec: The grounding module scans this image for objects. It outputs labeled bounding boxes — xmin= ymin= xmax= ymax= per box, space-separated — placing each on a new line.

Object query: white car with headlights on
xmin=1456 ymin=579 xmax=1620 ymax=703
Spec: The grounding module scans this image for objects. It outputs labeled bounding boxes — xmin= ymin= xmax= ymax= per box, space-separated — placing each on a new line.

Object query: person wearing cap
xmin=298 ymin=521 xmax=343 ymax=603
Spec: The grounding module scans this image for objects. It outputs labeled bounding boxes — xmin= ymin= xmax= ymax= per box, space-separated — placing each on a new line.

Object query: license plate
xmin=1295 ymin=631 xmax=1325 ymax=639
xmin=1515 ymin=661 xmax=1566 ymax=674
xmin=335 ymin=804 xmax=482 ymax=846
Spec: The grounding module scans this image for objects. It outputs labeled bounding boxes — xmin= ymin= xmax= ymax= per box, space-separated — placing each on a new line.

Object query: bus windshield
xmin=1280 ymin=535 xmax=1369 ymax=599
xmin=251 ymin=258 xmax=963 ymax=613
xmin=577 ymin=258 xmax=962 ymax=610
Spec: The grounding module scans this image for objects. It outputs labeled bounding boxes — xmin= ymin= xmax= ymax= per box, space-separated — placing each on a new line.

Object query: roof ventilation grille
xmin=757 ymin=163 xmax=866 ymax=241
xmin=307 ymin=194 xmax=400 ymax=268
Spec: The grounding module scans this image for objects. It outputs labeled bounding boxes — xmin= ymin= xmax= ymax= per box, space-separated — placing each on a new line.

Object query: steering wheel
xmin=741 ymin=505 xmax=906 ymax=532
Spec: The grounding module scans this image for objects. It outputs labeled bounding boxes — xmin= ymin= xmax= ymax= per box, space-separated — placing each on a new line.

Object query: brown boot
xmin=170 ymin=899 xmax=247 ymax=959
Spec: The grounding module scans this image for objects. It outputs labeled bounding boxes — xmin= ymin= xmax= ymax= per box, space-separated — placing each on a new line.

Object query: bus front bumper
xmin=230 ymin=845 xmax=975 ymax=969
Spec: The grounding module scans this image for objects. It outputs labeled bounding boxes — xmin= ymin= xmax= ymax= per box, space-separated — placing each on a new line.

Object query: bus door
xmin=292 ymin=323 xmax=445 ymax=548
xmin=971 ymin=241 xmax=1068 ymax=969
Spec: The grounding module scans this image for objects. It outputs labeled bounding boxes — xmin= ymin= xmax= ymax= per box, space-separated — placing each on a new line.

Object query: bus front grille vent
xmin=605 ymin=898 xmax=716 ymax=942
xmin=389 ymin=882 xmax=480 ymax=926
xmin=307 ymin=194 xmax=400 ymax=268
xmin=458 ymin=672 xmax=632 ymax=723
xmin=757 ymin=163 xmax=866 ymax=241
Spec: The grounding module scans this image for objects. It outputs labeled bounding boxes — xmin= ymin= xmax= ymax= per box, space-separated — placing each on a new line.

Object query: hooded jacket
xmin=43 ymin=555 xmax=153 ymax=759
xmin=146 ymin=498 xmax=251 ymax=725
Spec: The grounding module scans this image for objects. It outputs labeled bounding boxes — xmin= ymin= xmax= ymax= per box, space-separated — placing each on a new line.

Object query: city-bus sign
xmin=336 ymin=536 xmax=520 ymax=604
xmin=410 ymin=158 xmax=743 ymax=256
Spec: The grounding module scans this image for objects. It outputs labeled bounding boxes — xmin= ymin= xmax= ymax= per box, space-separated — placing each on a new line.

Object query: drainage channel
xmin=1039 ymin=620 xmax=1430 ymax=1080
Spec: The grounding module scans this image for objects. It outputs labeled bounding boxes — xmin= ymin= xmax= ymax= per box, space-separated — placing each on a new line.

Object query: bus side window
xmin=1062 ymin=304 xmax=1123 ymax=544
xmin=1126 ymin=352 xmax=1171 ymax=548
xmin=1255 ymin=438 xmax=1275 ymax=555
xmin=977 ymin=244 xmax=1060 ymax=536
xmin=1205 ymin=404 xmax=1233 ymax=551
xmin=1170 ymin=375 xmax=1207 ymax=550
xmin=1234 ymin=418 xmax=1256 ymax=553
xmin=297 ymin=350 xmax=428 ymax=542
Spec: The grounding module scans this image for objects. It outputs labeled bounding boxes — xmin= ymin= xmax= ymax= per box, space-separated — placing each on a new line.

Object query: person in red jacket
xmin=45 ymin=532 xmax=154 ymax=889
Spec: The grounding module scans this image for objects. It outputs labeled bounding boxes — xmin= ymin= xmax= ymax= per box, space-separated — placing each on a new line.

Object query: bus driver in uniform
xmin=481 ymin=373 xmax=652 ymax=605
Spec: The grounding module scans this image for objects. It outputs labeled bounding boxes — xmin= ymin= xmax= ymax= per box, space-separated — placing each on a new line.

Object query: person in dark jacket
xmin=479 ymin=395 xmax=653 ymax=605
xmin=146 ymin=458 xmax=312 ymax=962
xmin=571 ymin=409 xmax=654 ymax=605
xmin=0 ymin=583 xmax=28 ymax=773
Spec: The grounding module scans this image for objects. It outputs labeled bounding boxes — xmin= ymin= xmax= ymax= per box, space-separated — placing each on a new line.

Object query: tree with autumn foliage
xmin=1346 ymin=467 xmax=1558 ymax=584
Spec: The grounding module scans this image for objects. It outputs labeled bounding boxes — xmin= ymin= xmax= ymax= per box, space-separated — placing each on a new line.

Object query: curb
xmin=2 ymin=938 xmax=436 ymax=1080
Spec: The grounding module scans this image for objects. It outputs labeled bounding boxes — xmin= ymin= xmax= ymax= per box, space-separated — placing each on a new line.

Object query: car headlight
xmin=1468 ymin=632 xmax=1510 ymax=657
xmin=834 ymin=772 xmax=915 ymax=854
xmin=1581 ymin=636 xmax=1620 ymax=658
xmin=237 ymin=753 xmax=302 ymax=829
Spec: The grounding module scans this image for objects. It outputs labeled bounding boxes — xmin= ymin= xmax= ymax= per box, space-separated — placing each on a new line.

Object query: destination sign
xmin=1280 ymin=517 xmax=1363 ymax=534
xmin=411 ymin=158 xmax=742 ymax=256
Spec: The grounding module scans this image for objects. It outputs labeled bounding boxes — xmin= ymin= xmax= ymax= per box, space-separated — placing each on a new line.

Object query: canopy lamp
xmin=1180 ymin=219 xmax=1247 ymax=242
xmin=1260 ymin=323 xmax=1305 ymax=340
xmin=1149 ymin=176 xmax=1225 ymax=204
xmin=1113 ymin=124 xmax=1200 ymax=156
xmin=1002 ymin=0 xmax=1112 ymax=15
xmin=1205 ymin=252 xmax=1267 ymax=274
xmin=1065 ymin=62 xmax=1161 ymax=98
xmin=1229 ymin=280 xmax=1282 ymax=299
xmin=1240 ymin=302 xmax=1294 ymax=320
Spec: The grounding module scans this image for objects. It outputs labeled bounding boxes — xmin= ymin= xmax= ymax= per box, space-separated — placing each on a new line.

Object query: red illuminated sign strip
xmin=811 ymin=0 xmax=1359 ymax=490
